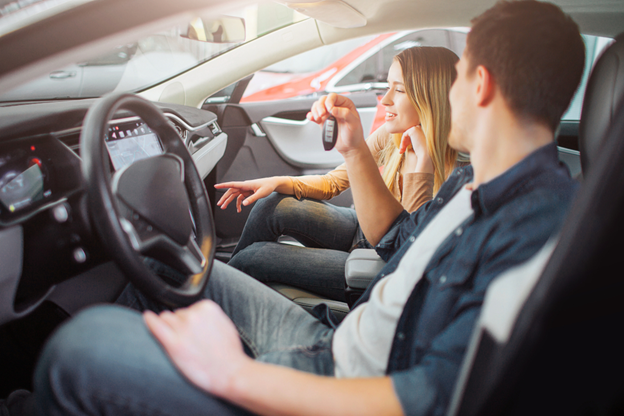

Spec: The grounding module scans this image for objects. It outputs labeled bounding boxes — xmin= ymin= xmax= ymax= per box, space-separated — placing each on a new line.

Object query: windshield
xmin=0 ymin=1 xmax=307 ymax=102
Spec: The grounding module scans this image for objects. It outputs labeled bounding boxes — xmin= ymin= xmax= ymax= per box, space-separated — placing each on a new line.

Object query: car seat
xmin=579 ymin=34 xmax=624 ymax=174
xmin=447 ymin=33 xmax=624 ymax=416
xmin=266 ymin=238 xmax=387 ymax=321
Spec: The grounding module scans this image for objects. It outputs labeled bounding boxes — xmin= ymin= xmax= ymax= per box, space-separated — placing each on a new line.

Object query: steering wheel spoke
xmin=118 ymin=206 xmax=163 ymax=244
xmin=120 ymin=215 xmax=206 ymax=275
xmin=142 ymin=235 xmax=206 ymax=275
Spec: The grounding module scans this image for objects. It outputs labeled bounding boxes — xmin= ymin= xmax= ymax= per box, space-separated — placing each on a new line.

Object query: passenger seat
xmin=447 ymin=33 xmax=624 ymax=416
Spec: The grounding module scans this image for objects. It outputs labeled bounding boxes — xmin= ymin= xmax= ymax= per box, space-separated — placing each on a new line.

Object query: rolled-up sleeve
xmin=291 ymin=164 xmax=350 ymax=200
xmin=402 ymin=173 xmax=434 ymax=213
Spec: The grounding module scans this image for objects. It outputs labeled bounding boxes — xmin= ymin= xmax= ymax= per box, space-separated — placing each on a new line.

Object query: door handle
xmin=49 ymin=71 xmax=77 ymax=79
xmin=263 ymin=116 xmax=309 ymax=126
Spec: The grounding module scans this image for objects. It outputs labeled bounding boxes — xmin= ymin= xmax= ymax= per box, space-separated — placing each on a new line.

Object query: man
xmin=30 ymin=1 xmax=585 ymax=415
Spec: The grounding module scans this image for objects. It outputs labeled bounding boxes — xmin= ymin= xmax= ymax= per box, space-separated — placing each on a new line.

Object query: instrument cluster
xmin=0 ymin=136 xmax=82 ymax=225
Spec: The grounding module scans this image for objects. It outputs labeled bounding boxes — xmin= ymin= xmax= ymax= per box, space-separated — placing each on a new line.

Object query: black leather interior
xmin=579 ymin=33 xmax=624 ymax=173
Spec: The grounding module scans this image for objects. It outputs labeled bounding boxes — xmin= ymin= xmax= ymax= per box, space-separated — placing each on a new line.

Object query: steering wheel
xmin=80 ymin=93 xmax=215 ymax=307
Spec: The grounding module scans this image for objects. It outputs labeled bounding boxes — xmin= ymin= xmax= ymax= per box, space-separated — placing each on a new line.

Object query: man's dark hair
xmin=467 ymin=0 xmax=585 ymax=131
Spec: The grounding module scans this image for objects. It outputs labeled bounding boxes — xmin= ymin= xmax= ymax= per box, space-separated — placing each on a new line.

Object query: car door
xmin=203 ymin=83 xmax=378 ymax=252
xmin=0 ymin=44 xmax=137 ymax=101
xmin=0 ymin=64 xmax=84 ymax=101
xmin=205 ymin=29 xmax=466 ymax=255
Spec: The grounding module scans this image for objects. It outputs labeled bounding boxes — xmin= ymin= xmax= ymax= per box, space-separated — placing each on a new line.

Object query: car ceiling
xmin=0 ymin=0 xmax=623 ymax=102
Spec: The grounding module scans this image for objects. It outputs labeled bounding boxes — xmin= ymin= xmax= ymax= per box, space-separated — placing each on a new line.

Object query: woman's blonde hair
xmin=378 ymin=47 xmax=460 ymax=195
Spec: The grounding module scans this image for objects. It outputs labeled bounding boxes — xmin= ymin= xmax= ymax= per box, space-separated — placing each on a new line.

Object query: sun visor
xmin=280 ymin=0 xmax=367 ymax=28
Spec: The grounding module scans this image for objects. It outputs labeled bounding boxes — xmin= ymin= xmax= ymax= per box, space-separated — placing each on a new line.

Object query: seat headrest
xmin=579 ymin=33 xmax=624 ymax=173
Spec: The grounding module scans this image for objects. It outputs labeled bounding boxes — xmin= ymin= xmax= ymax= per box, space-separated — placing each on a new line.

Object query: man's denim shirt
xmin=323 ymin=143 xmax=578 ymax=416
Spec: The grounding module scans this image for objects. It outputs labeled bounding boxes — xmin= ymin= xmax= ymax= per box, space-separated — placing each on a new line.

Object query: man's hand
xmin=144 ymin=301 xmax=404 ymax=416
xmin=144 ymin=300 xmax=251 ymax=397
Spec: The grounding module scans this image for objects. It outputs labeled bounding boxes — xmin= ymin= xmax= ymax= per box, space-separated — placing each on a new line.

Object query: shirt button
xmin=436 ymin=197 xmax=444 ymax=205
xmin=397 ymin=332 xmax=406 ymax=340
xmin=409 ymin=236 xmax=416 ymax=242
xmin=456 ymin=169 xmax=462 ymax=175
xmin=455 ymin=227 xmax=463 ymax=236
xmin=440 ymin=275 xmax=447 ymax=284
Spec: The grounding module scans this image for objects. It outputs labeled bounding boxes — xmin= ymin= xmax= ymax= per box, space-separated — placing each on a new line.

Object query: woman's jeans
xmin=228 ymin=193 xmax=372 ymax=301
xmin=33 ymin=261 xmax=335 ymax=416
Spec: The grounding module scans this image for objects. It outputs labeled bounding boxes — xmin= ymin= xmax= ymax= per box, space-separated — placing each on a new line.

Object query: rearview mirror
xmin=181 ymin=16 xmax=246 ymax=43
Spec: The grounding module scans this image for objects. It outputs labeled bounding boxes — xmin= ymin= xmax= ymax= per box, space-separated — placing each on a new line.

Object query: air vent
xmin=57 ymin=132 xmax=81 ymax=156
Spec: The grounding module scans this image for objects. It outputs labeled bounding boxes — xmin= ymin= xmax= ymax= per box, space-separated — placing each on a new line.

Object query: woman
xmin=215 ymin=46 xmax=464 ymax=301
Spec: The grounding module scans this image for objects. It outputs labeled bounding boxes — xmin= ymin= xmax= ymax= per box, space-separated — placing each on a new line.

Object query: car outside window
xmin=239 ymin=30 xmax=611 ymax=126
xmin=335 ymin=29 xmax=455 ymax=87
xmin=239 ymin=28 xmax=468 ymax=104
xmin=0 ymin=1 xmax=307 ymax=102
xmin=239 ymin=36 xmax=378 ymax=101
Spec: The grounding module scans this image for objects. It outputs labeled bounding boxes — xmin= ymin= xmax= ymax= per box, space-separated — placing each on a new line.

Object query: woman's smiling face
xmin=381 ymin=61 xmax=421 ymax=135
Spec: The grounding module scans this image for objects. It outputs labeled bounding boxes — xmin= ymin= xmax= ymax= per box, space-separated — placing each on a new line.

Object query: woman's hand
xmin=215 ymin=177 xmax=289 ymax=212
xmin=399 ymin=125 xmax=434 ymax=174
xmin=398 ymin=125 xmax=425 ymax=155
xmin=307 ymin=93 xmax=366 ymax=156
xmin=144 ymin=300 xmax=251 ymax=397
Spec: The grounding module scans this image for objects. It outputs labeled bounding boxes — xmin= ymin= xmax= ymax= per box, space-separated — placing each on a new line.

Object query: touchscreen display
xmin=105 ymin=120 xmax=163 ymax=171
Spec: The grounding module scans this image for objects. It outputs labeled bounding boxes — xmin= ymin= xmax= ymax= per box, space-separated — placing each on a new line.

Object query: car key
xmin=322 ymin=116 xmax=338 ymax=151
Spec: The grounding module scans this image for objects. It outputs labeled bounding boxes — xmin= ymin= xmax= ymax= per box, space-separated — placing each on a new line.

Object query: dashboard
xmin=0 ymin=98 xmax=226 ymax=325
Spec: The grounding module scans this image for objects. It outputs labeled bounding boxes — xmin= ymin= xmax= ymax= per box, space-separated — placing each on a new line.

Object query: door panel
xmin=260 ymin=106 xmax=376 ymax=168
xmin=206 ymin=92 xmax=378 ymax=250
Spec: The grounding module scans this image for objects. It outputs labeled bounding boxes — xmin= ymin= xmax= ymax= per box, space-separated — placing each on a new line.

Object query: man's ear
xmin=475 ymin=65 xmax=495 ymax=107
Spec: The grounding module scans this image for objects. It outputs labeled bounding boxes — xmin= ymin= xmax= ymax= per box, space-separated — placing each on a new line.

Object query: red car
xmin=241 ymin=29 xmax=468 ymax=134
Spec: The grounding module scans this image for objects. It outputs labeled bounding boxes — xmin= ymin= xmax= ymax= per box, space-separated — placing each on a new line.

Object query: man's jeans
xmin=33 ymin=261 xmax=335 ymax=416
xmin=229 ymin=193 xmax=372 ymax=301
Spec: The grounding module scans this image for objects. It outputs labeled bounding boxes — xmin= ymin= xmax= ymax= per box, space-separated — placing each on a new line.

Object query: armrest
xmin=268 ymin=283 xmax=349 ymax=323
xmin=345 ymin=249 xmax=386 ymax=290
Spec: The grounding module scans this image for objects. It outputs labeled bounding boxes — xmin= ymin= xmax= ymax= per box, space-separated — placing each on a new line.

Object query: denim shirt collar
xmin=470 ymin=142 xmax=560 ymax=217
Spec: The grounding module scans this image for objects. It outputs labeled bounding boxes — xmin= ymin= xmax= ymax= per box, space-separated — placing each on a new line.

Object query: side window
xmin=205 ymin=83 xmax=237 ymax=104
xmin=334 ymin=29 xmax=451 ymax=88
xmin=379 ymin=29 xmax=450 ymax=80
xmin=335 ymin=54 xmax=379 ymax=86
xmin=236 ymin=29 xmax=467 ymax=104
xmin=238 ymin=35 xmax=376 ymax=103
xmin=449 ymin=31 xmax=467 ymax=58
xmin=562 ymin=34 xmax=613 ymax=121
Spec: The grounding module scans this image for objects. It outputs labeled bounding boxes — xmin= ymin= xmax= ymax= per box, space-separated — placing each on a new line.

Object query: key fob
xmin=322 ymin=116 xmax=338 ymax=151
